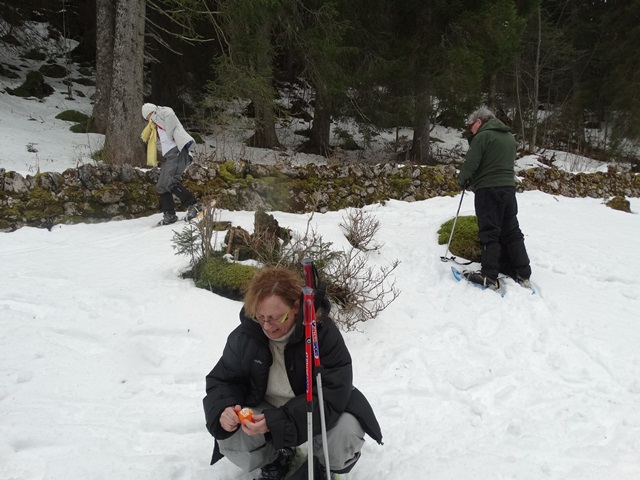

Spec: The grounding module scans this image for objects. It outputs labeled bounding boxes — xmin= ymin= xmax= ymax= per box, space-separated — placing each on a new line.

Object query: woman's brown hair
xmin=243 ymin=267 xmax=303 ymax=318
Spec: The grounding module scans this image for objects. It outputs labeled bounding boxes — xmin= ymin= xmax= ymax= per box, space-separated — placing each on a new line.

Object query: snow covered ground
xmin=1 ymin=192 xmax=640 ymax=480
xmin=2 ymin=24 xmax=640 ymax=480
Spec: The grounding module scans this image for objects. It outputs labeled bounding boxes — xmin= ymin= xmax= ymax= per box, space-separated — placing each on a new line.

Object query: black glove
xmin=457 ymin=179 xmax=468 ymax=190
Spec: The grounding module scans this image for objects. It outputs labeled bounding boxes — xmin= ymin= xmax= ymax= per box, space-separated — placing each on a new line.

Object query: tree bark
xmin=249 ymin=100 xmax=281 ymax=149
xmin=93 ymin=0 xmax=115 ymax=134
xmin=309 ymin=85 xmax=332 ymax=157
xmin=409 ymin=75 xmax=435 ymax=165
xmin=104 ymin=0 xmax=146 ymax=166
xmin=247 ymin=19 xmax=281 ymax=150
xmin=529 ymin=4 xmax=541 ymax=154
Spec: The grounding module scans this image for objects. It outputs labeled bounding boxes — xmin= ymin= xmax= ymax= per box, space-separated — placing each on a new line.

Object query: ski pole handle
xmin=302 ymin=257 xmax=315 ymax=290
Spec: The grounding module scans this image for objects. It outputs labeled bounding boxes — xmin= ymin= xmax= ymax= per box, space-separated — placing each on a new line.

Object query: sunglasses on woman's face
xmin=254 ymin=310 xmax=290 ymax=327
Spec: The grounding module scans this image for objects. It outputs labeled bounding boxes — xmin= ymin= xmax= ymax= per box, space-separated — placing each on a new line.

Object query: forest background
xmin=2 ymin=0 xmax=639 ymax=170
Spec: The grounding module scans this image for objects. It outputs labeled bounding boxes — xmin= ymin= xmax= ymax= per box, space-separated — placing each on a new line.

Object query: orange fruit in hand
xmin=237 ymin=407 xmax=254 ymax=424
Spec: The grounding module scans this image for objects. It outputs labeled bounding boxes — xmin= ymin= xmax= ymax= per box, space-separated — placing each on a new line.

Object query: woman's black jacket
xmin=203 ymin=297 xmax=382 ymax=465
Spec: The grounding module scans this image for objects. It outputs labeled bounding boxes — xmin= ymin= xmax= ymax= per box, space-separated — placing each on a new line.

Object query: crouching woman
xmin=203 ymin=267 xmax=382 ymax=480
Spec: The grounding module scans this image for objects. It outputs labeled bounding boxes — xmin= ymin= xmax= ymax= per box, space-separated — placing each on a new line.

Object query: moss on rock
xmin=606 ymin=196 xmax=631 ymax=213
xmin=6 ymin=70 xmax=54 ymax=98
xmin=196 ymin=256 xmax=257 ymax=300
xmin=437 ymin=215 xmax=481 ymax=262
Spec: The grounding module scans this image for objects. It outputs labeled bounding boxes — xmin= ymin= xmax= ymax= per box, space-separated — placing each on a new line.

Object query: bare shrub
xmin=275 ymin=212 xmax=344 ymax=275
xmin=268 ymin=209 xmax=401 ymax=331
xmin=175 ymin=195 xmax=401 ymax=330
xmin=340 ymin=208 xmax=382 ymax=251
xmin=324 ymin=248 xmax=400 ymax=331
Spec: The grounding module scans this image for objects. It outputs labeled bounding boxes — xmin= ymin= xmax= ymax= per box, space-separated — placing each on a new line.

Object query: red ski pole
xmin=303 ymin=285 xmax=314 ymax=480
xmin=302 ymin=259 xmax=331 ymax=480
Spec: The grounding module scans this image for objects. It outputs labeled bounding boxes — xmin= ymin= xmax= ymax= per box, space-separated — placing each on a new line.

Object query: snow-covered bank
xmin=1 ymin=192 xmax=640 ymax=479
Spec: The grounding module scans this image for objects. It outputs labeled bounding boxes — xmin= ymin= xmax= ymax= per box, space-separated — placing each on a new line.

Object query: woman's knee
xmin=319 ymin=413 xmax=365 ymax=471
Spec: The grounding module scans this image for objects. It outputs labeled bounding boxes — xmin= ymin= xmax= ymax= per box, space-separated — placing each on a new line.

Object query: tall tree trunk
xmin=529 ymin=4 xmax=541 ymax=154
xmin=410 ymin=75 xmax=435 ymax=165
xmin=104 ymin=0 xmax=146 ymax=166
xmin=488 ymin=72 xmax=498 ymax=110
xmin=250 ymin=99 xmax=281 ymax=149
xmin=514 ymin=59 xmax=526 ymax=143
xmin=309 ymin=84 xmax=332 ymax=156
xmin=93 ymin=0 xmax=115 ymax=134
xmin=247 ymin=19 xmax=281 ymax=150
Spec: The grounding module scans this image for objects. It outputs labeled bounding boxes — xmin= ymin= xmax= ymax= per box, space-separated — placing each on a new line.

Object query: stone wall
xmin=1 ymin=161 xmax=639 ymax=232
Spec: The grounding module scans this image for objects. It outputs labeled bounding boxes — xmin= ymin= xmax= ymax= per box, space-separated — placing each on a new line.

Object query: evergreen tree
xmin=205 ymin=0 xmax=285 ymax=149
xmin=284 ymin=0 xmax=355 ymax=156
xmin=596 ymin=0 xmax=640 ymax=154
xmin=514 ymin=1 xmax=581 ymax=153
xmin=458 ymin=0 xmax=528 ymax=112
xmin=339 ymin=0 xmax=415 ymax=153
xmin=384 ymin=0 xmax=485 ymax=164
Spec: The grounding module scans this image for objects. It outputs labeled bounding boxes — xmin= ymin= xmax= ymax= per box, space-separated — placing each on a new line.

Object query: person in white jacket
xmin=141 ymin=103 xmax=203 ymax=225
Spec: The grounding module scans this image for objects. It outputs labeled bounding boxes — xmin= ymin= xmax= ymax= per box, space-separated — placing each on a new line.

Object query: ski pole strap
xmin=447 ymin=256 xmax=473 ymax=266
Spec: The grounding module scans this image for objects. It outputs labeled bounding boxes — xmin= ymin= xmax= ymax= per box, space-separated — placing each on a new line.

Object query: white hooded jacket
xmin=147 ymin=106 xmax=194 ymax=155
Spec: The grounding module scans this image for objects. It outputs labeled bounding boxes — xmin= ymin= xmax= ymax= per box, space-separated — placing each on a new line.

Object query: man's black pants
xmin=474 ymin=186 xmax=531 ymax=281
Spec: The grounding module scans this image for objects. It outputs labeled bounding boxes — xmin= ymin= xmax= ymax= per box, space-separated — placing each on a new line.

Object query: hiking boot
xmin=184 ymin=203 xmax=204 ymax=222
xmin=255 ymin=447 xmax=295 ymax=480
xmin=463 ymin=270 xmax=500 ymax=290
xmin=158 ymin=212 xmax=178 ymax=226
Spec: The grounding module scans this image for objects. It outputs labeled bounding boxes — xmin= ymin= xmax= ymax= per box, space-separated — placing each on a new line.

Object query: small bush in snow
xmin=605 ymin=196 xmax=631 ymax=213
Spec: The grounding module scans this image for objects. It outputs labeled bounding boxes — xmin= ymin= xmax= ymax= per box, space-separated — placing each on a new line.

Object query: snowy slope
xmin=1 ymin=192 xmax=640 ymax=480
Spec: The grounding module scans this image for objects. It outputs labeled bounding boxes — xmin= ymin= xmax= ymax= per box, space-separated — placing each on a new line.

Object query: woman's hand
xmin=219 ymin=405 xmax=241 ymax=433
xmin=241 ymin=413 xmax=269 ymax=436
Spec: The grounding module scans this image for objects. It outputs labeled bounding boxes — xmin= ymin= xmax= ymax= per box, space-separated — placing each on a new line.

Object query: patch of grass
xmin=437 ymin=215 xmax=481 ymax=262
xmin=91 ymin=148 xmax=105 ymax=162
xmin=195 ymin=255 xmax=258 ymax=300
xmin=70 ymin=116 xmax=97 ymax=133
xmin=56 ymin=110 xmax=88 ymax=123
xmin=58 ymin=110 xmax=98 ymax=134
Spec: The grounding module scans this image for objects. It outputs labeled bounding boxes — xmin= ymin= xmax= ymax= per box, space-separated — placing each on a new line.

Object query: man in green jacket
xmin=457 ymin=106 xmax=532 ymax=290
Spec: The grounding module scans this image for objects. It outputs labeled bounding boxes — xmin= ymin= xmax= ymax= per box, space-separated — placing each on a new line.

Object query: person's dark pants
xmin=474 ymin=186 xmax=531 ymax=281
xmin=156 ymin=146 xmax=196 ymax=213
xmin=217 ymin=403 xmax=364 ymax=475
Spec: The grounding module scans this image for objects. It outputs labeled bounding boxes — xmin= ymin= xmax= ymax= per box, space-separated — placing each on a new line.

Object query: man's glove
xmin=457 ymin=179 xmax=469 ymax=190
